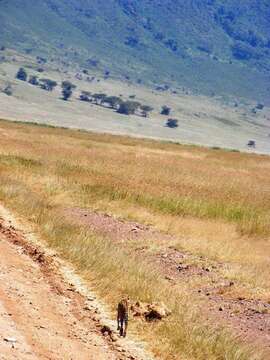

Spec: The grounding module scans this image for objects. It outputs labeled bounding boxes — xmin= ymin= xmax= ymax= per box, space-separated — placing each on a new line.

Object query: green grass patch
xmin=79 ymin=183 xmax=265 ymax=235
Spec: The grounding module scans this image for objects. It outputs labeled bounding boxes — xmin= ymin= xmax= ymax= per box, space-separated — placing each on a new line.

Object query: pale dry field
xmin=1 ymin=49 xmax=270 ymax=154
xmin=0 ymin=119 xmax=269 ymax=359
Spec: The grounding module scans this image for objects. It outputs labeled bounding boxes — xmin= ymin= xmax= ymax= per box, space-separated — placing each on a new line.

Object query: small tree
xmin=29 ymin=75 xmax=39 ymax=86
xmin=103 ymin=96 xmax=123 ymax=109
xmin=117 ymin=101 xmax=141 ymax=115
xmin=16 ymin=67 xmax=27 ymax=81
xmin=140 ymin=105 xmax=153 ymax=117
xmin=61 ymin=81 xmax=76 ymax=101
xmin=247 ymin=140 xmax=256 ymax=148
xmin=256 ymin=103 xmax=264 ymax=110
xmin=92 ymin=93 xmax=107 ymax=105
xmin=39 ymin=78 xmax=57 ymax=91
xmin=161 ymin=105 xmax=171 ymax=115
xmin=79 ymin=91 xmax=92 ymax=102
xmin=166 ymin=118 xmax=178 ymax=128
xmin=104 ymin=70 xmax=110 ymax=79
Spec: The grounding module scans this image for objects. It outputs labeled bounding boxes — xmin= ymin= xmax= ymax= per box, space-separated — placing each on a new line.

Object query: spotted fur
xmin=117 ymin=297 xmax=129 ymax=337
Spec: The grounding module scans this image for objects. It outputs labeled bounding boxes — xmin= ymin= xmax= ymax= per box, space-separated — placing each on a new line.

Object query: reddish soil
xmin=0 ymin=212 xmax=153 ymax=360
xmin=65 ymin=207 xmax=270 ymax=354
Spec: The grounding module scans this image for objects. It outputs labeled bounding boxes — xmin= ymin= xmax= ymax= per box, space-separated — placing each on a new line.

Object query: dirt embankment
xmin=0 ymin=206 xmax=153 ymax=360
xmin=65 ymin=208 xmax=270 ymax=353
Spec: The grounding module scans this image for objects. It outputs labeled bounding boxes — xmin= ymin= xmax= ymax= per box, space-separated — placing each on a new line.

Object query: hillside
xmin=1 ymin=0 xmax=270 ymax=103
xmin=0 ymin=52 xmax=270 ymax=154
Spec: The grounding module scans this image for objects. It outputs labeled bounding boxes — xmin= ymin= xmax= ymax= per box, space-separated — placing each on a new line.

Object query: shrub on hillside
xmin=25 ymin=48 xmax=32 ymax=55
xmin=256 ymin=103 xmax=264 ymax=110
xmin=92 ymin=93 xmax=107 ymax=105
xmin=161 ymin=105 xmax=171 ymax=115
xmin=117 ymin=101 xmax=141 ymax=115
xmin=103 ymin=96 xmax=123 ymax=109
xmin=16 ymin=67 xmax=27 ymax=81
xmin=86 ymin=58 xmax=99 ymax=67
xmin=79 ymin=91 xmax=92 ymax=102
xmin=164 ymin=38 xmax=178 ymax=52
xmin=247 ymin=140 xmax=256 ymax=148
xmin=61 ymin=81 xmax=76 ymax=101
xmin=166 ymin=118 xmax=178 ymax=128
xmin=231 ymin=42 xmax=261 ymax=60
xmin=36 ymin=56 xmax=47 ymax=64
xmin=28 ymin=75 xmax=39 ymax=86
xmin=39 ymin=78 xmax=57 ymax=91
xmin=140 ymin=105 xmax=154 ymax=117
xmin=104 ymin=70 xmax=110 ymax=79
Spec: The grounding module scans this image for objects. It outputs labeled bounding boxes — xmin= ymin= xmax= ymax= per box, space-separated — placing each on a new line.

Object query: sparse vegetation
xmin=247 ymin=140 xmax=256 ymax=148
xmin=0 ymin=119 xmax=268 ymax=360
xmin=104 ymin=70 xmax=110 ymax=79
xmin=161 ymin=105 xmax=171 ymax=115
xmin=117 ymin=100 xmax=141 ymax=115
xmin=36 ymin=56 xmax=47 ymax=64
xmin=39 ymin=78 xmax=57 ymax=91
xmin=61 ymin=81 xmax=76 ymax=101
xmin=28 ymin=75 xmax=39 ymax=86
xmin=16 ymin=67 xmax=27 ymax=81
xmin=256 ymin=103 xmax=264 ymax=110
xmin=92 ymin=93 xmax=107 ymax=105
xmin=103 ymin=96 xmax=123 ymax=109
xmin=140 ymin=105 xmax=153 ymax=117
xmin=166 ymin=118 xmax=178 ymax=128
xmin=77 ymin=91 xmax=151 ymax=117
xmin=79 ymin=90 xmax=92 ymax=102
xmin=2 ymin=1 xmax=270 ymax=104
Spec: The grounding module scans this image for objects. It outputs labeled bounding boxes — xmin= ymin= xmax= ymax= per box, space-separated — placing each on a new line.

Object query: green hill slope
xmin=0 ymin=0 xmax=270 ymax=103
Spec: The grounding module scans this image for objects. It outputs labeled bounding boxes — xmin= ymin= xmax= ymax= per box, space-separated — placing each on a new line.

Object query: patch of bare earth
xmin=64 ymin=207 xmax=270 ymax=354
xmin=0 ymin=208 xmax=153 ymax=360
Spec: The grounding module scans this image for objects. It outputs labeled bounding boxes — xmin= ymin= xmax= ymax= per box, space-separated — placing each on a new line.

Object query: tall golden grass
xmin=0 ymin=119 xmax=269 ymax=359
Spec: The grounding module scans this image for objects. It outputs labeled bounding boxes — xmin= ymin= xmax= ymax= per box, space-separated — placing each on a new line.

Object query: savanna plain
xmin=0 ymin=119 xmax=269 ymax=360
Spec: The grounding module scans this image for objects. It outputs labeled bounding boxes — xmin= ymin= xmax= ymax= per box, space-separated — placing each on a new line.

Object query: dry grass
xmin=0 ymin=119 xmax=269 ymax=359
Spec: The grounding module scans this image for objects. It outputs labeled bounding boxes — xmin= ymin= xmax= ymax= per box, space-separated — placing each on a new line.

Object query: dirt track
xmin=65 ymin=207 xmax=270 ymax=353
xmin=0 ymin=207 xmax=152 ymax=360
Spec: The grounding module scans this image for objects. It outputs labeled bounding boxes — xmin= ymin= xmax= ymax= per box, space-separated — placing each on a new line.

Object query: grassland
xmin=0 ymin=119 xmax=269 ymax=359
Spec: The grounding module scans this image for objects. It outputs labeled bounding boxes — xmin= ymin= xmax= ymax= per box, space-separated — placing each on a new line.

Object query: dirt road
xmin=0 ymin=206 xmax=152 ymax=360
